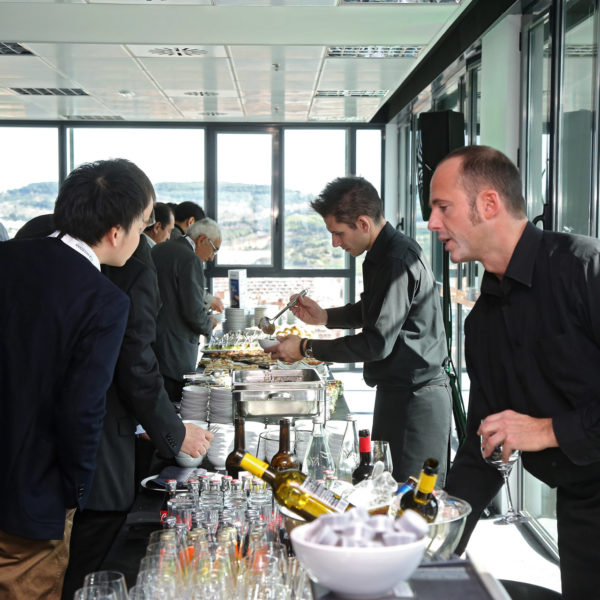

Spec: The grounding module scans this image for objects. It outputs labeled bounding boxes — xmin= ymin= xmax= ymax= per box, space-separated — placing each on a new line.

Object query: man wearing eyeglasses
xmin=152 ymin=218 xmax=222 ymax=404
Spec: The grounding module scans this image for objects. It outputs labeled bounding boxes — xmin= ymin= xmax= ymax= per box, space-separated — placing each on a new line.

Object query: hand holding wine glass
xmin=480 ymin=433 xmax=530 ymax=525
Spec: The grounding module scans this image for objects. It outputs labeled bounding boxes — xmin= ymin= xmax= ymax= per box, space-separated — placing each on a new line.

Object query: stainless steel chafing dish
xmin=232 ymin=368 xmax=325 ymax=418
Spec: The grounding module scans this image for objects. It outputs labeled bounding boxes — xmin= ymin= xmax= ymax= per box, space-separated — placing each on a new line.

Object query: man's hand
xmin=180 ymin=423 xmax=214 ymax=458
xmin=290 ymin=295 xmax=327 ymax=326
xmin=267 ymin=334 xmax=303 ymax=362
xmin=210 ymin=296 xmax=225 ymax=313
xmin=478 ymin=410 xmax=558 ymax=463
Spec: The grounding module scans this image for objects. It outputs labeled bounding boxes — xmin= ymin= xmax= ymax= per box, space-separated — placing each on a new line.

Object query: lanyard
xmin=50 ymin=231 xmax=101 ymax=271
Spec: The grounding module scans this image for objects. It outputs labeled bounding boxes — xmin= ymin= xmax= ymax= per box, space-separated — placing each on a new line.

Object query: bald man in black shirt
xmin=429 ymin=145 xmax=600 ymax=600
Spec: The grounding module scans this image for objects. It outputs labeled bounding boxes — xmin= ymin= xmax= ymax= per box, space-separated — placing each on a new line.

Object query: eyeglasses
xmin=207 ymin=238 xmax=219 ymax=254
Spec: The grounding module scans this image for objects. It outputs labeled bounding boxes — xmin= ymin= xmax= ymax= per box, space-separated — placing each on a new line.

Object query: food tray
xmin=233 ymin=368 xmax=324 ymax=417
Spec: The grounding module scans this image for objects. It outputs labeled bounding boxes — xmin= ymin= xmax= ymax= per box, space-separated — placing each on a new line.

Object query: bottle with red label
xmin=351 ymin=429 xmax=374 ymax=485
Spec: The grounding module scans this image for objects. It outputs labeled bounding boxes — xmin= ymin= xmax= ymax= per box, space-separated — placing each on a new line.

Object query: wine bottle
xmin=226 ymin=416 xmax=246 ymax=478
xmin=388 ymin=476 xmax=419 ymax=518
xmin=270 ymin=418 xmax=300 ymax=472
xmin=352 ymin=429 xmax=374 ymax=484
xmin=233 ymin=451 xmax=351 ymax=522
xmin=337 ymin=414 xmax=360 ymax=483
xmin=399 ymin=458 xmax=439 ymax=523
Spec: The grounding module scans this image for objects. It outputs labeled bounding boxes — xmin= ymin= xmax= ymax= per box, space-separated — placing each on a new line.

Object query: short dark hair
xmin=14 ymin=214 xmax=55 ymax=239
xmin=441 ymin=145 xmax=526 ymax=217
xmin=311 ymin=177 xmax=384 ymax=229
xmin=54 ymin=158 xmax=154 ymax=245
xmin=147 ymin=202 xmax=173 ymax=231
xmin=174 ymin=201 xmax=205 ymax=223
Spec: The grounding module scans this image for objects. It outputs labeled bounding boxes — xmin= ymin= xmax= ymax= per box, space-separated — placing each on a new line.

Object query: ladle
xmin=258 ymin=289 xmax=307 ymax=334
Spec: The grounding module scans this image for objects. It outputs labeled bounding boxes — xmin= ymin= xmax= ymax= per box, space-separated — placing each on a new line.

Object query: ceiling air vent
xmin=198 ymin=112 xmax=227 ymax=117
xmin=184 ymin=91 xmax=219 ymax=97
xmin=327 ymin=46 xmax=423 ymax=59
xmin=0 ymin=43 xmax=33 ymax=56
xmin=343 ymin=0 xmax=459 ymax=3
xmin=565 ymin=44 xmax=596 ymax=58
xmin=316 ymin=90 xmax=388 ymax=98
xmin=11 ymin=87 xmax=88 ymax=97
xmin=64 ymin=115 xmax=125 ymax=121
xmin=148 ymin=47 xmax=208 ymax=57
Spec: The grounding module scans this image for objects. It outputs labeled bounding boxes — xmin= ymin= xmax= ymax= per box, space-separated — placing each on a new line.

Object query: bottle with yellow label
xmin=233 ymin=451 xmax=351 ymax=522
xmin=399 ymin=458 xmax=439 ymax=523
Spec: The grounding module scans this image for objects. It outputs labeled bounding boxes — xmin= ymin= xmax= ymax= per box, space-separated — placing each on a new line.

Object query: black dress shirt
xmin=311 ymin=222 xmax=447 ymax=388
xmin=446 ymin=222 xmax=600 ymax=545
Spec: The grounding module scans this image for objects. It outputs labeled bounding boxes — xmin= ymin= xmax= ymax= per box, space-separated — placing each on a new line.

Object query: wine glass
xmin=480 ymin=437 xmax=531 ymax=525
xmin=371 ymin=440 xmax=393 ymax=474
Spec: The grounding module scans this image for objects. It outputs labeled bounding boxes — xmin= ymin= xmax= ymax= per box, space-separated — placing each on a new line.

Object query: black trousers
xmin=372 ymin=380 xmax=452 ymax=487
xmin=61 ymin=509 xmax=127 ymax=600
xmin=557 ymin=480 xmax=600 ymax=599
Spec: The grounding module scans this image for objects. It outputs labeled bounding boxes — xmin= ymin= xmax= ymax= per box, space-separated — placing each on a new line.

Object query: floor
xmin=335 ymin=370 xmax=562 ymax=597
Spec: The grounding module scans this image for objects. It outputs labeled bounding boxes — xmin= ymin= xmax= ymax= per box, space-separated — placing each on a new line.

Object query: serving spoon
xmin=258 ymin=289 xmax=307 ymax=334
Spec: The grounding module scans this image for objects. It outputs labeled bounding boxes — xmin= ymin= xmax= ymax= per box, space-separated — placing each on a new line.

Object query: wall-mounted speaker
xmin=417 ymin=110 xmax=465 ymax=221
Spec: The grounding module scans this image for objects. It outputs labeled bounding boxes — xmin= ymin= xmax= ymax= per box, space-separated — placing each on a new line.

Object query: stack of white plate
xmin=223 ymin=307 xmax=246 ymax=333
xmin=254 ymin=306 xmax=268 ymax=323
xmin=180 ymin=385 xmax=209 ymax=421
xmin=208 ymin=386 xmax=233 ymax=424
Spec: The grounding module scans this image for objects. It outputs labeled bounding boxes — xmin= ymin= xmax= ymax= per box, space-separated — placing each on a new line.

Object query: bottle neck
xmin=415 ymin=470 xmax=437 ymax=499
xmin=234 ymin=419 xmax=246 ymax=450
xmin=239 ymin=452 xmax=276 ymax=486
xmin=279 ymin=421 xmax=291 ymax=452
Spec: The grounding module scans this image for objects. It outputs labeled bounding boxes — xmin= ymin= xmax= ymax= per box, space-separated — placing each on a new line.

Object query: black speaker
xmin=417 ymin=111 xmax=465 ymax=221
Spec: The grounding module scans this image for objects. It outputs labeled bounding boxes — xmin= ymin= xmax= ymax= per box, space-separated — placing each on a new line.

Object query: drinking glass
xmin=480 ymin=436 xmax=531 ymax=525
xmin=74 ymin=585 xmax=117 ymax=600
xmin=371 ymin=440 xmax=393 ymax=473
xmin=83 ymin=571 xmax=127 ymax=600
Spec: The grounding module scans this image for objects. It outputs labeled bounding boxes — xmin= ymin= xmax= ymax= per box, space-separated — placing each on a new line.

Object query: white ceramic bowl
xmin=290 ymin=520 xmax=426 ymax=599
xmin=175 ymin=451 xmax=204 ymax=468
xmin=258 ymin=338 xmax=279 ymax=350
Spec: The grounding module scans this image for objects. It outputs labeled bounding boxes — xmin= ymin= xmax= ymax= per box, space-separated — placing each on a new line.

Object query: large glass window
xmin=212 ymin=276 xmax=345 ymax=340
xmin=356 ymin=129 xmax=382 ymax=195
xmin=216 ymin=132 xmax=272 ymax=266
xmin=0 ymin=127 xmax=59 ymax=237
xmin=283 ymin=129 xmax=346 ymax=269
xmin=70 ymin=127 xmax=205 ymax=206
xmin=525 ymin=16 xmax=552 ymax=224
xmin=557 ymin=0 xmax=597 ymax=235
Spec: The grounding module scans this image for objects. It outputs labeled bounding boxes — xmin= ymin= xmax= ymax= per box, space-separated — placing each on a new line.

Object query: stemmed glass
xmin=480 ymin=437 xmax=531 ymax=525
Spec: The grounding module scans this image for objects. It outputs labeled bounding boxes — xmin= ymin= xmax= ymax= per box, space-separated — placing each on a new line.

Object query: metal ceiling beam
xmin=0 ymin=4 xmax=459 ymax=46
xmin=371 ymin=0 xmax=519 ymax=123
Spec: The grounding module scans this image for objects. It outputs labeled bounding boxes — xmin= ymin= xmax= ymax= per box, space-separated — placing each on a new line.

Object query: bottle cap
xmin=312 ymin=415 xmax=324 ymax=424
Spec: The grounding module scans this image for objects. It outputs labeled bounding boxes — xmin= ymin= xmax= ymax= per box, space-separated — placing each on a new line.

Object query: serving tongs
xmin=258 ymin=289 xmax=307 ymax=334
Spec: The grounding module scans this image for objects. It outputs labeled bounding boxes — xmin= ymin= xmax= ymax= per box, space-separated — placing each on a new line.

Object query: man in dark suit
xmin=61 ymin=233 xmax=213 ymax=598
xmin=153 ymin=217 xmax=221 ymax=403
xmin=0 ymin=159 xmax=153 ymax=599
xmin=170 ymin=200 xmax=205 ymax=240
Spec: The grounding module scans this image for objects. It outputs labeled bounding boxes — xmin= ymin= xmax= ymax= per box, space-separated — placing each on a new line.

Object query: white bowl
xmin=290 ymin=520 xmax=426 ymax=599
xmin=175 ymin=451 xmax=204 ymax=468
xmin=258 ymin=338 xmax=279 ymax=350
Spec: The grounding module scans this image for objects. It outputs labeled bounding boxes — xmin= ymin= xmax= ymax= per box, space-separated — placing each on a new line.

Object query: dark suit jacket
xmin=152 ymin=237 xmax=212 ymax=381
xmin=89 ymin=242 xmax=186 ymax=511
xmin=0 ymin=238 xmax=129 ymax=540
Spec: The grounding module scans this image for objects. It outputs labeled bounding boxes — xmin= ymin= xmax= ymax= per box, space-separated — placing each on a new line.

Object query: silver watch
xmin=304 ymin=339 xmax=314 ymax=359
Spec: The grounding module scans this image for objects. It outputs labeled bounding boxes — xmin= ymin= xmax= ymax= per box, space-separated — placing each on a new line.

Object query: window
xmin=70 ymin=127 xmax=205 ymax=207
xmin=557 ymin=0 xmax=597 ymax=235
xmin=216 ymin=132 xmax=272 ymax=266
xmin=283 ymin=129 xmax=346 ymax=269
xmin=0 ymin=127 xmax=59 ymax=237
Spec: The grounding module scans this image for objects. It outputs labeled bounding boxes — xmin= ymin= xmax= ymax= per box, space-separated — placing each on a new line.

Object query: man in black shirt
xmin=270 ymin=176 xmax=451 ymax=484
xmin=429 ymin=145 xmax=600 ymax=599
